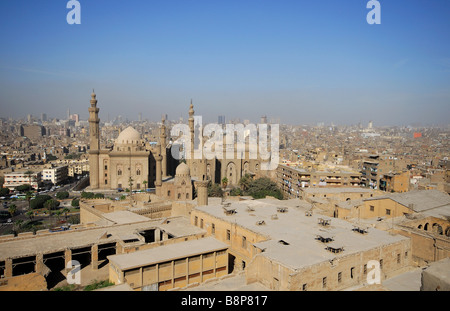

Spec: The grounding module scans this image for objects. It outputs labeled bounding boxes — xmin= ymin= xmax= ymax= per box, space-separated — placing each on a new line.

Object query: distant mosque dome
xmin=116 ymin=126 xmax=141 ymax=145
xmin=176 ymin=162 xmax=190 ymax=176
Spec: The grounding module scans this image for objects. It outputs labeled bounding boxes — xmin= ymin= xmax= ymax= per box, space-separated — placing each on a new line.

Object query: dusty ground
xmin=50 ymin=260 xmax=110 ymax=290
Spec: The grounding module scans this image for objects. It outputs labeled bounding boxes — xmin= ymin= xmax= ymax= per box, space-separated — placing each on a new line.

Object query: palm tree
xmin=239 ymin=174 xmax=252 ymax=192
xmin=26 ymin=210 xmax=34 ymax=221
xmin=142 ymin=180 xmax=148 ymax=190
xmin=55 ymin=210 xmax=63 ymax=222
xmin=221 ymin=177 xmax=228 ymax=188
xmin=62 ymin=207 xmax=70 ymax=220
xmin=8 ymin=204 xmax=16 ymax=217
xmin=23 ymin=170 xmax=35 ymax=187
xmin=25 ymin=190 xmax=34 ymax=210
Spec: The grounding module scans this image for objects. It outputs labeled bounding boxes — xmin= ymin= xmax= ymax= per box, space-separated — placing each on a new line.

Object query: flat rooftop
xmin=108 ymin=237 xmax=228 ymax=271
xmin=0 ymin=216 xmax=204 ymax=260
xmin=195 ymin=199 xmax=409 ymax=270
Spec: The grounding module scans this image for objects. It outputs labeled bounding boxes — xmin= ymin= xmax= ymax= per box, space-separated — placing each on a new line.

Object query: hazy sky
xmin=0 ymin=0 xmax=449 ymax=126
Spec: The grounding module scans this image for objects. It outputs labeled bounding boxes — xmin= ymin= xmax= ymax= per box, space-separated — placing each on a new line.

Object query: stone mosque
xmin=87 ymin=91 xmax=269 ymax=200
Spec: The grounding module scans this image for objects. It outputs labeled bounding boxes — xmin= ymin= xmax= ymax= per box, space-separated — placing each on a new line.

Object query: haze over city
xmin=0 ymin=0 xmax=449 ymax=126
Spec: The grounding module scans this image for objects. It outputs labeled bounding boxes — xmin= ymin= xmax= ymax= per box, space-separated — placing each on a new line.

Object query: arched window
xmin=424 ymin=223 xmax=429 ymax=231
xmin=178 ymin=193 xmax=181 ymax=199
xmin=118 ymin=169 xmax=122 ymax=176
xmin=136 ymin=169 xmax=141 ymax=176
xmin=432 ymin=223 xmax=443 ymax=235
xmin=418 ymin=224 xmax=423 ymax=229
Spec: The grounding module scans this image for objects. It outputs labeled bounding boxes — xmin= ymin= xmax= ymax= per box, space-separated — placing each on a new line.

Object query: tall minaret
xmin=88 ymin=90 xmax=100 ymax=189
xmin=160 ymin=116 xmax=167 ymax=178
xmin=155 ymin=142 xmax=163 ymax=196
xmin=188 ymin=100 xmax=195 ymax=161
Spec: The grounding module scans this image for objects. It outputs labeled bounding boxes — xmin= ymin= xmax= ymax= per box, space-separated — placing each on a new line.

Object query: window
xmin=194 ymin=216 xmax=198 ymax=226
xmin=136 ymin=169 xmax=141 ymax=176
xmin=379 ymin=259 xmax=383 ymax=270
xmin=322 ymin=277 xmax=327 ymax=288
xmin=200 ymin=219 xmax=203 ymax=229
xmin=370 ymin=205 xmax=374 ymax=212
xmin=118 ymin=169 xmax=122 ymax=176
xmin=363 ymin=264 xmax=367 ymax=275
xmin=350 ymin=267 xmax=355 ymax=279
xmin=338 ymin=272 xmax=342 ymax=283
xmin=405 ymin=251 xmax=408 ymax=259
xmin=397 ymin=254 xmax=401 ymax=264
xmin=104 ymin=165 xmax=108 ymax=170
xmin=211 ymin=223 xmax=215 ymax=234
xmin=242 ymin=236 xmax=247 ymax=248
xmin=226 ymin=229 xmax=231 ymax=241
xmin=386 ymin=209 xmax=391 ymax=215
xmin=302 ymin=283 xmax=307 ymax=291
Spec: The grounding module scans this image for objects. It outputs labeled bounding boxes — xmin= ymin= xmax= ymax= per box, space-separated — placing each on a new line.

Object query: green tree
xmin=221 ymin=177 xmax=228 ymax=188
xmin=26 ymin=210 xmax=34 ymax=221
xmin=62 ymin=207 xmax=70 ymax=219
xmin=25 ymin=190 xmax=34 ymax=210
xmin=81 ymin=191 xmax=95 ymax=199
xmin=8 ymin=204 xmax=17 ymax=217
xmin=208 ymin=182 xmax=224 ymax=198
xmin=44 ymin=199 xmax=60 ymax=211
xmin=30 ymin=195 xmax=52 ymax=209
xmin=246 ymin=177 xmax=283 ymax=200
xmin=239 ymin=174 xmax=252 ymax=191
xmin=230 ymin=187 xmax=242 ymax=196
xmin=71 ymin=198 xmax=80 ymax=207
xmin=16 ymin=184 xmax=32 ymax=192
xmin=0 ymin=187 xmax=10 ymax=196
xmin=56 ymin=191 xmax=69 ymax=200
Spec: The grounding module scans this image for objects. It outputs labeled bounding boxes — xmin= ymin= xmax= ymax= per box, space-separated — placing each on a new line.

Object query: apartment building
xmin=3 ymin=170 xmax=42 ymax=190
xmin=42 ymin=165 xmax=68 ymax=185
xmin=277 ymin=164 xmax=362 ymax=199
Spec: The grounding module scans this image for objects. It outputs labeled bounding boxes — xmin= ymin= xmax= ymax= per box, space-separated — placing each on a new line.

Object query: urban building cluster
xmin=0 ymin=93 xmax=448 ymax=292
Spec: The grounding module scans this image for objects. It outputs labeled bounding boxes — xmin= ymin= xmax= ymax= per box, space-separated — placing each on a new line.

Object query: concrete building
xmin=3 ymin=170 xmax=41 ymax=190
xmin=380 ymin=171 xmax=410 ymax=193
xmin=190 ymin=198 xmax=412 ymax=291
xmin=42 ymin=165 xmax=68 ymax=185
xmin=108 ymin=237 xmax=228 ymax=291
xmin=277 ymin=164 xmax=362 ymax=198
xmin=336 ymin=190 xmax=450 ymax=266
xmin=20 ymin=125 xmax=46 ymax=139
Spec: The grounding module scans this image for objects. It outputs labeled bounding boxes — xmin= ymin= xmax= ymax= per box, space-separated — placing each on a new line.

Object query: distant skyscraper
xmin=218 ymin=115 xmax=225 ymax=125
xmin=368 ymin=120 xmax=373 ymax=129
xmin=138 ymin=112 xmax=142 ymax=122
xmin=261 ymin=115 xmax=267 ymax=124
xmin=41 ymin=113 xmax=47 ymax=122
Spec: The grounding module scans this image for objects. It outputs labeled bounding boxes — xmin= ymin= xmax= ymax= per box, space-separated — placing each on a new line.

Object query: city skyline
xmin=1 ymin=0 xmax=449 ymax=126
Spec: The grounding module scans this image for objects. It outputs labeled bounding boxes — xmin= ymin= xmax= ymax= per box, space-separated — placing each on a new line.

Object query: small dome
xmin=176 ymin=162 xmax=190 ymax=176
xmin=116 ymin=126 xmax=141 ymax=145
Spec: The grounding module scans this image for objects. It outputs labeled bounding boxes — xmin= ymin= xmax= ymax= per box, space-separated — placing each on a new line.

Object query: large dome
xmin=116 ymin=126 xmax=141 ymax=145
xmin=176 ymin=162 xmax=190 ymax=176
